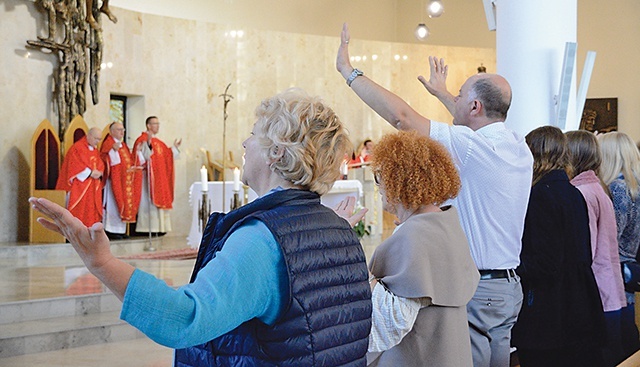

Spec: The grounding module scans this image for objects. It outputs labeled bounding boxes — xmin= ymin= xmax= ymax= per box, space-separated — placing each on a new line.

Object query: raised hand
xmin=418 ymin=56 xmax=449 ymax=98
xmin=29 ymin=197 xmax=134 ymax=300
xmin=333 ymin=196 xmax=369 ymax=227
xmin=336 ymin=23 xmax=354 ymax=77
xmin=418 ymin=56 xmax=456 ymax=115
xmin=29 ymin=197 xmax=113 ymax=270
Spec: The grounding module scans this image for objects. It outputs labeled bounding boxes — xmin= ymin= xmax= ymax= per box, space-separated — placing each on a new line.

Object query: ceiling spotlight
xmin=415 ymin=23 xmax=430 ymax=41
xmin=427 ymin=0 xmax=444 ymax=18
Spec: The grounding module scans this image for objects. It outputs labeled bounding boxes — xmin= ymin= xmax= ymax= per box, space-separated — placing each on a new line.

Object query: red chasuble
xmin=100 ymin=135 xmax=142 ymax=222
xmin=56 ymin=136 xmax=105 ymax=227
xmin=133 ymin=132 xmax=175 ymax=209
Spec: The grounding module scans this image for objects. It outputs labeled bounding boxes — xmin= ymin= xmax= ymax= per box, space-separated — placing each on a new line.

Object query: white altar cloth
xmin=187 ymin=180 xmax=363 ymax=248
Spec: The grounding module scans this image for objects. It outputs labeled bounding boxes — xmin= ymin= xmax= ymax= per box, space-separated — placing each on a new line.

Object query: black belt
xmin=479 ymin=269 xmax=516 ymax=280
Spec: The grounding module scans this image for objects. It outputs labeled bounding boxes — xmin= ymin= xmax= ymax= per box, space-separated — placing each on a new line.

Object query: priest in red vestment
xmin=56 ymin=128 xmax=105 ymax=227
xmin=133 ymin=116 xmax=181 ymax=234
xmin=101 ymin=122 xmax=143 ymax=239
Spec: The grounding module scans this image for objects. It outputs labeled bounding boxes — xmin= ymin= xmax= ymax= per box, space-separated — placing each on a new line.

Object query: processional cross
xmin=219 ymin=83 xmax=234 ymax=211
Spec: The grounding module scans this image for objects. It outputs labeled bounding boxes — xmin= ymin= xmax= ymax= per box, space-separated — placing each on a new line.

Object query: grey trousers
xmin=467 ymin=275 xmax=523 ymax=367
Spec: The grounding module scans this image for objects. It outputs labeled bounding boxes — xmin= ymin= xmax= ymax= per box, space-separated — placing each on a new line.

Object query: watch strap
xmin=346 ymin=68 xmax=364 ymax=87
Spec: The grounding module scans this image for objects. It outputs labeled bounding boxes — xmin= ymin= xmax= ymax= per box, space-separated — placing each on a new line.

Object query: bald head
xmin=467 ymin=73 xmax=512 ymax=121
xmin=87 ymin=127 xmax=102 ymax=148
xmin=109 ymin=122 xmax=125 ymax=140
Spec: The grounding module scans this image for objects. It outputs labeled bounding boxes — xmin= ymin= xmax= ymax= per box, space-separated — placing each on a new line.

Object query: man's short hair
xmin=473 ymin=78 xmax=510 ymax=120
xmin=145 ymin=116 xmax=158 ymax=125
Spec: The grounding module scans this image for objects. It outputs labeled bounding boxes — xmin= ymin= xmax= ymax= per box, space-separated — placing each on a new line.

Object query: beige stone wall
xmin=0 ymin=4 xmax=494 ymax=242
xmin=577 ymin=0 xmax=640 ymax=139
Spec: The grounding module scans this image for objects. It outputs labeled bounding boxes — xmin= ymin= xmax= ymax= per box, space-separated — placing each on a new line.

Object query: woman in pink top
xmin=566 ymin=130 xmax=627 ymax=366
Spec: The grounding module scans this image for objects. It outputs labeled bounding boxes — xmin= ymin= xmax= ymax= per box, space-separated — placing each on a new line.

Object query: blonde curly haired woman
xmin=30 ymin=88 xmax=373 ymax=367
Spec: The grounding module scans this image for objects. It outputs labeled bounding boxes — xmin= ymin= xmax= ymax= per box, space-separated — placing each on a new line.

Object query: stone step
xmin=0 ymin=236 xmax=193 ymax=304
xmin=0 ymin=236 xmax=194 ymax=358
xmin=0 ymin=237 xmax=164 ymax=267
xmin=0 ymin=310 xmax=144 ymax=358
xmin=0 ymin=292 xmax=120 ymax=325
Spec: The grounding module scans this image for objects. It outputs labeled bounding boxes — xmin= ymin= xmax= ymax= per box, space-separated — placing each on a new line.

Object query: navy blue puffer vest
xmin=174 ymin=189 xmax=372 ymax=367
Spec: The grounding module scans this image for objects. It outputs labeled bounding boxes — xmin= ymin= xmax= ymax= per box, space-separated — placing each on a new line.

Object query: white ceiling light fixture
xmin=427 ymin=0 xmax=444 ymax=18
xmin=415 ymin=23 xmax=430 ymax=41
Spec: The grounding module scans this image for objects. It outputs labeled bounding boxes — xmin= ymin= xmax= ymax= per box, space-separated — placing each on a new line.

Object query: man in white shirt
xmin=337 ymin=24 xmax=533 ymax=367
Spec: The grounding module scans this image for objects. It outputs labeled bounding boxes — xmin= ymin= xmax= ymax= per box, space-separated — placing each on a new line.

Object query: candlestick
xmin=199 ymin=191 xmax=211 ymax=233
xmin=200 ymin=165 xmax=208 ymax=192
xmin=233 ymin=167 xmax=240 ymax=191
xmin=230 ymin=191 xmax=241 ymax=211
xmin=243 ymin=184 xmax=249 ymax=205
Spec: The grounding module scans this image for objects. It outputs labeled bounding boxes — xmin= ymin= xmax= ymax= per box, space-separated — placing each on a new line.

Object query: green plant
xmin=353 ymin=220 xmax=371 ymax=238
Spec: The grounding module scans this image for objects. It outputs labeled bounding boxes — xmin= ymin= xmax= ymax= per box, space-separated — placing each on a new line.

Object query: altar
xmin=187 ymin=180 xmax=365 ymax=248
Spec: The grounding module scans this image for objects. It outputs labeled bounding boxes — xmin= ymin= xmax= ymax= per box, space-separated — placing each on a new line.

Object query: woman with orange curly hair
xmin=366 ymin=130 xmax=479 ymax=367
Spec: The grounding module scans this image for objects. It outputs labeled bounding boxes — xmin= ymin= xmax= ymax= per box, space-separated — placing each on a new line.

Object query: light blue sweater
xmin=120 ymin=219 xmax=287 ymax=348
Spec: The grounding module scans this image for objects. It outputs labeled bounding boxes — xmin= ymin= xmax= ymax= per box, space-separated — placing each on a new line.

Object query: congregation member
xmin=598 ymin=131 xmax=640 ymax=361
xmin=100 ymin=122 xmax=142 ymax=240
xmin=512 ymin=126 xmax=605 ymax=367
xmin=566 ymin=130 xmax=627 ymax=366
xmin=336 ymin=23 xmax=533 ymax=367
xmin=55 ymin=127 xmax=105 ymax=227
xmin=133 ymin=116 xmax=181 ymax=235
xmin=30 ymin=88 xmax=372 ymax=367
xmin=359 ymin=139 xmax=374 ymax=162
xmin=366 ymin=130 xmax=478 ymax=366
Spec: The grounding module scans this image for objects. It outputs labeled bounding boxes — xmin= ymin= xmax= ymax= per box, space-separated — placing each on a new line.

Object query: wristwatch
xmin=346 ymin=68 xmax=364 ymax=87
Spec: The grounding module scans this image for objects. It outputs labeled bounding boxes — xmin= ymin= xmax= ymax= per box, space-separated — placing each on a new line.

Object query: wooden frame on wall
xmin=579 ymin=98 xmax=618 ymax=133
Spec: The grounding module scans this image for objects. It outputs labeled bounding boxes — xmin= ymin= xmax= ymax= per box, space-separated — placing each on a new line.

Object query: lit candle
xmin=233 ymin=167 xmax=240 ymax=191
xmin=200 ymin=165 xmax=208 ymax=192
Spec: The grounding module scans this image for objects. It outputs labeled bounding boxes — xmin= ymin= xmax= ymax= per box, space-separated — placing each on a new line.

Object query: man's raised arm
xmin=336 ymin=23 xmax=431 ymax=137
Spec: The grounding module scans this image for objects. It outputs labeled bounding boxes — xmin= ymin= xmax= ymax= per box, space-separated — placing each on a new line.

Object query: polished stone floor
xmin=1 ymin=337 xmax=174 ymax=367
xmin=4 ymin=227 xmax=640 ymax=366
xmin=0 ymin=232 xmax=386 ymax=366
xmin=0 ymin=236 xmax=196 ymax=304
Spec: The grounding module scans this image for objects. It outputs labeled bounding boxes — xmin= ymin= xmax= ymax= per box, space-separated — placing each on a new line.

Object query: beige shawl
xmin=367 ymin=206 xmax=479 ymax=367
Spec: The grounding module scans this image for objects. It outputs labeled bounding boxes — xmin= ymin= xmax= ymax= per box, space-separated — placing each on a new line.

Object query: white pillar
xmin=496 ymin=0 xmax=577 ymax=136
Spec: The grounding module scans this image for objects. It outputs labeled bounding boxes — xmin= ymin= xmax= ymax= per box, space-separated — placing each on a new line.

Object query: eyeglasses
xmin=373 ymin=171 xmax=381 ymax=186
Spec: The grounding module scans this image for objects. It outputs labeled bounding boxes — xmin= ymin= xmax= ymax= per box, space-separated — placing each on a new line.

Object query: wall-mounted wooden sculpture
xmin=26 ymin=0 xmax=117 ymax=147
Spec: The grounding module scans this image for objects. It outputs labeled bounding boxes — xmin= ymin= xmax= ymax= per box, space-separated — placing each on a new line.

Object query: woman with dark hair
xmin=566 ymin=130 xmax=626 ymax=366
xmin=512 ymin=126 xmax=605 ymax=366
xmin=366 ymin=130 xmax=479 ymax=366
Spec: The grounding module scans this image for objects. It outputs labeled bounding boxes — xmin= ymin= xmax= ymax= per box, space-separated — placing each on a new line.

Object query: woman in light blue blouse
xmin=29 ymin=88 xmax=373 ymax=366
xmin=599 ymin=131 xmax=640 ymax=362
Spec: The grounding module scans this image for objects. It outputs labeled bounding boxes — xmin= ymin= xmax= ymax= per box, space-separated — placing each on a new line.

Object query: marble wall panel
xmin=0 ymin=4 xmax=495 ymax=242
